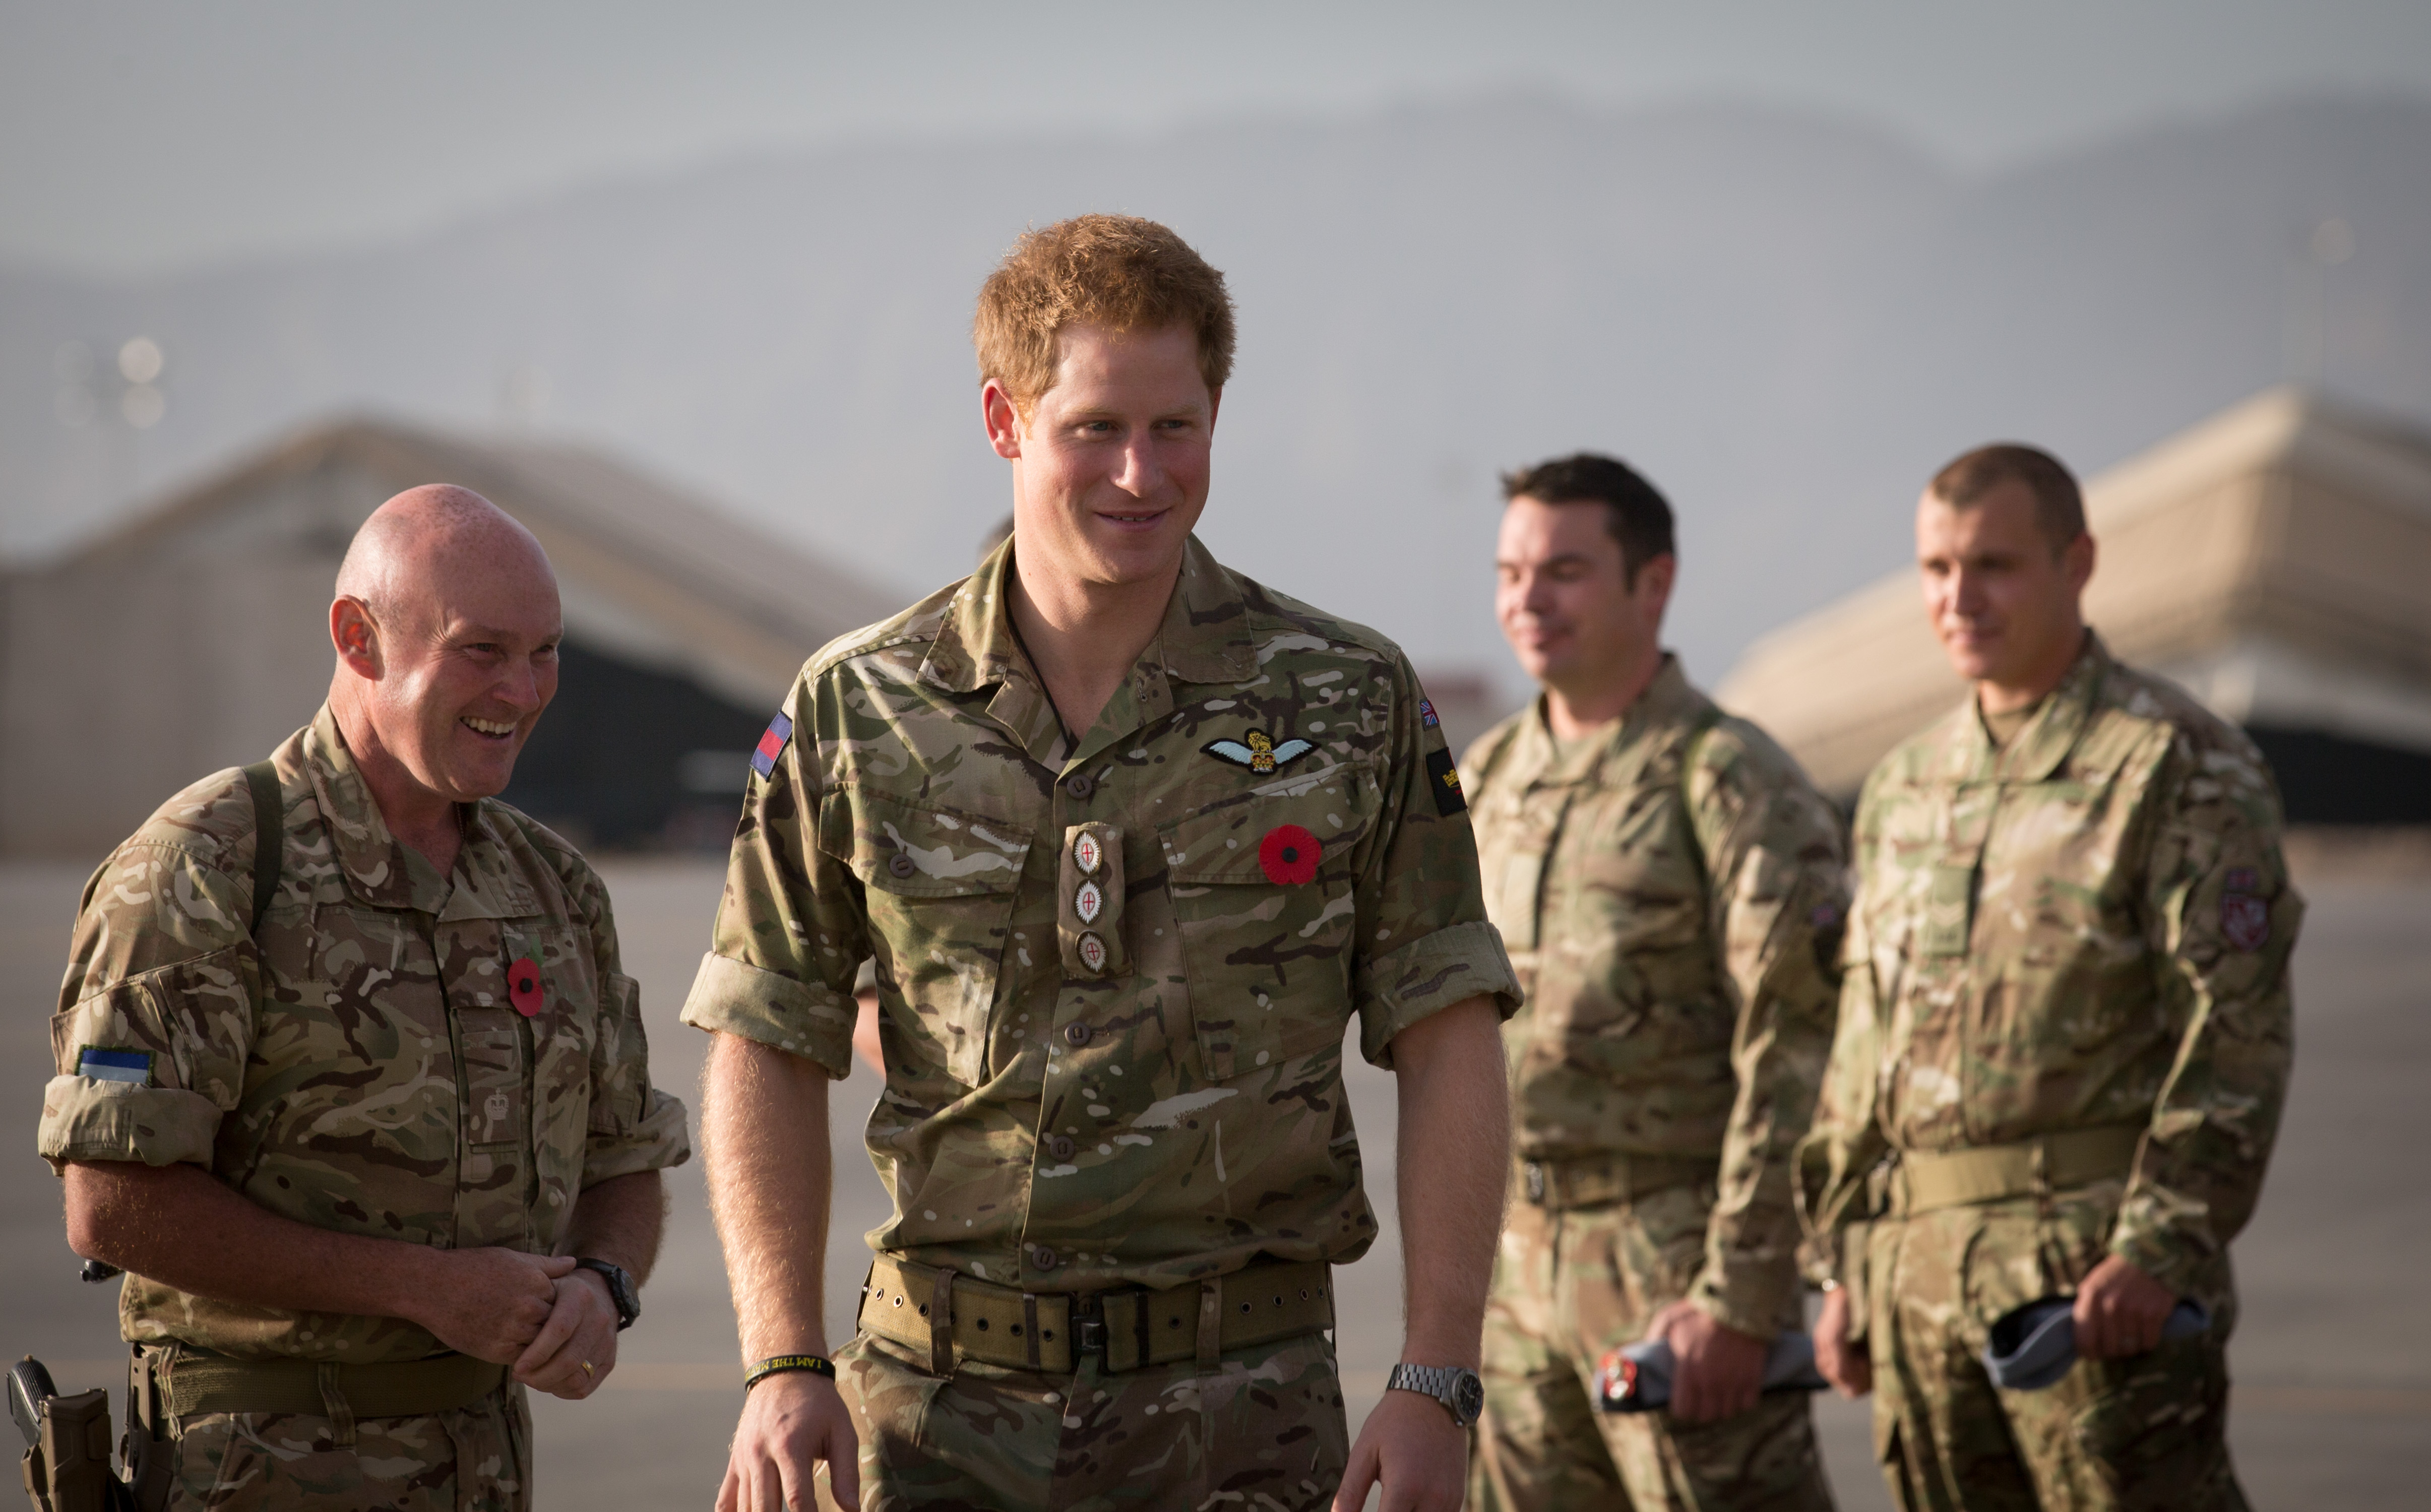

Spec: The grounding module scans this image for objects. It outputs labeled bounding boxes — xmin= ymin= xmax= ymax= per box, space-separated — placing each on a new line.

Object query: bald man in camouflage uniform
xmin=694 ymin=216 xmax=1519 ymax=1512
xmin=41 ymin=488 xmax=689 ymax=1510
xmin=1799 ymin=445 xmax=2298 ymax=1510
xmin=1464 ymin=455 xmax=1844 ymax=1510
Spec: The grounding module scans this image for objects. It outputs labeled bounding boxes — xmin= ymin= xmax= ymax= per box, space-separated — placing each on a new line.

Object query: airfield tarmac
xmin=3 ymin=857 xmax=2423 ymax=1509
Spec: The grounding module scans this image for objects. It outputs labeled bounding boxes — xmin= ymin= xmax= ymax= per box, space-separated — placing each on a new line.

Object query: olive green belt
xmin=1893 ymin=1124 xmax=2145 ymax=1215
xmin=1519 ymin=1151 xmax=1718 ymax=1211
xmin=858 ymin=1254 xmax=1334 ymax=1376
xmin=153 ymin=1348 xmax=505 ymax=1421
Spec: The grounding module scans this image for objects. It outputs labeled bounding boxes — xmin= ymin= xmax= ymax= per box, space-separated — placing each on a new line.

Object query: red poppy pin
xmin=507 ymin=955 xmax=544 ymax=1017
xmin=1258 ymin=824 xmax=1322 ymax=885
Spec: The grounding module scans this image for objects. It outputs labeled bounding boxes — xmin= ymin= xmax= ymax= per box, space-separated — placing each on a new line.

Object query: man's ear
xmin=2062 ymin=531 xmax=2097 ymax=596
xmin=331 ymin=596 xmax=383 ymax=680
xmin=981 ymin=380 xmax=1025 ymax=461
xmin=1631 ymin=553 xmax=1679 ymax=628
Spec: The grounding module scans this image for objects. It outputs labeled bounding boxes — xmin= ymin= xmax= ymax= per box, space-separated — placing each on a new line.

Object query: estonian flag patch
xmin=78 ymin=1047 xmax=152 ymax=1085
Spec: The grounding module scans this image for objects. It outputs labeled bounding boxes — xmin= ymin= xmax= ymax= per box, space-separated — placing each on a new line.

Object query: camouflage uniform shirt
xmin=1796 ymin=635 xmax=2300 ymax=1295
xmin=37 ymin=705 xmax=692 ymax=1360
xmin=1463 ymin=657 xmax=1849 ymax=1335
xmin=681 ymin=535 xmax=1519 ymax=1292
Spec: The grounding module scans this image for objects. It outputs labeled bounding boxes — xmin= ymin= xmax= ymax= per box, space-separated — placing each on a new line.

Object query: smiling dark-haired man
xmin=1463 ymin=453 xmax=1847 ymax=1510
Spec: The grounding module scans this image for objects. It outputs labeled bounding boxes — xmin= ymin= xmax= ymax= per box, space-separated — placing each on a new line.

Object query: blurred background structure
xmin=1723 ymin=387 xmax=2431 ymax=818
xmin=4 ymin=3 xmax=2429 ymax=1507
xmin=0 ymin=417 xmax=896 ymax=854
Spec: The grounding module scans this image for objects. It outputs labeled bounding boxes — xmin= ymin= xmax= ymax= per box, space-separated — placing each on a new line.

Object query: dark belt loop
xmin=1022 ymin=1293 xmax=1042 ymax=1370
xmin=929 ymin=1267 xmax=958 ymax=1378
xmin=315 ymin=1362 xmax=357 ymax=1447
xmin=1195 ymin=1279 xmax=1222 ymax=1371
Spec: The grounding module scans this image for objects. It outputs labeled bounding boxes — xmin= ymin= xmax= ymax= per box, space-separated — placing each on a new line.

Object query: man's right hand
xmin=410 ymin=1248 xmax=578 ymax=1364
xmin=1814 ymin=1284 xmax=1871 ymax=1398
xmin=720 ymin=1371 xmax=860 ymax=1512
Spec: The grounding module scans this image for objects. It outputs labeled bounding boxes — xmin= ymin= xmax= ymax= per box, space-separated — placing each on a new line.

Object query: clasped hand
xmin=409 ymin=1248 xmax=620 ymax=1400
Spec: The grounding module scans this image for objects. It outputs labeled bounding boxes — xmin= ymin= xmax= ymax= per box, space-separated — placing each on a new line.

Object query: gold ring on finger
xmin=581 ymin=1361 xmax=595 ymax=1377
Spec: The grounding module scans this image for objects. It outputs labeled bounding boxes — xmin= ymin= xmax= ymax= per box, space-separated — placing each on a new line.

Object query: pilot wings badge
xmin=1203 ymin=728 xmax=1315 ymax=775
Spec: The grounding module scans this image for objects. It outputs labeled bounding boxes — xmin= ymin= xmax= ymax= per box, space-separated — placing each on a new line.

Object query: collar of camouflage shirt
xmin=1516 ymin=653 xmax=1699 ymax=789
xmin=1943 ymin=630 xmax=2112 ymax=787
xmin=914 ymin=533 xmax=1261 ymax=769
xmin=301 ymin=704 xmax=543 ymax=921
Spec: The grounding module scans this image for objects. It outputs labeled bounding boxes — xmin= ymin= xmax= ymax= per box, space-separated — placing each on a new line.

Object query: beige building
xmin=1719 ymin=387 xmax=2431 ymax=822
xmin=0 ymin=417 xmax=902 ymax=857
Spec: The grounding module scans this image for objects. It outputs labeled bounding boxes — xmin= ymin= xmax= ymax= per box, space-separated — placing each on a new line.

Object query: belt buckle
xmin=1524 ymin=1162 xmax=1546 ymax=1205
xmin=1073 ymin=1292 xmax=1108 ymax=1360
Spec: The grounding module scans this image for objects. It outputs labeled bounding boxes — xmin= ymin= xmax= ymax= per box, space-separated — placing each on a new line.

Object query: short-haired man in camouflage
xmin=687 ymin=214 xmax=1521 ymax=1512
xmin=1799 ymin=445 xmax=2300 ymax=1510
xmin=1463 ymin=455 xmax=1845 ymax=1510
xmin=39 ymin=486 xmax=691 ymax=1510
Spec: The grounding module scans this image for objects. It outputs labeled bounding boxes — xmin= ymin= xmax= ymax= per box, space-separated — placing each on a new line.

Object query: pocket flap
xmin=1160 ymin=767 xmax=1378 ymax=884
xmin=820 ymin=788 xmax=1032 ymax=897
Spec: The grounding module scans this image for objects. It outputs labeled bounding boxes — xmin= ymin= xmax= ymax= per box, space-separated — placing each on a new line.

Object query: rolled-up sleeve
xmin=39 ymin=843 xmax=256 ymax=1170
xmin=679 ymin=682 xmax=862 ymax=1080
xmin=1351 ymin=660 xmax=1521 ymax=1068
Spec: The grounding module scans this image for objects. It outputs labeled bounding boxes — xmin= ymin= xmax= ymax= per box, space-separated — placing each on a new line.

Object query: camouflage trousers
xmin=161 ymin=1382 xmax=530 ymax=1511
xmin=1470 ymin=1184 xmax=1834 ymax=1511
xmin=832 ymin=1324 xmax=1348 ymax=1511
xmin=1865 ymin=1189 xmax=2246 ymax=1511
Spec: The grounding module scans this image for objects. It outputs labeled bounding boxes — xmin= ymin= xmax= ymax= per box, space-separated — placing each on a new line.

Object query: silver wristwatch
xmin=1386 ymin=1362 xmax=1486 ymax=1428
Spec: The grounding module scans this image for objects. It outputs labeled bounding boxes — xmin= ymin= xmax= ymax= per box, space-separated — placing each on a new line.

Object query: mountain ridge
xmin=6 ymin=90 xmax=2426 ymax=688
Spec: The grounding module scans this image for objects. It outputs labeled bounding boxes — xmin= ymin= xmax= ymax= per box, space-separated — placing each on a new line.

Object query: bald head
xmin=328 ymin=485 xmax=565 ymax=822
xmin=335 ymin=485 xmax=554 ymax=632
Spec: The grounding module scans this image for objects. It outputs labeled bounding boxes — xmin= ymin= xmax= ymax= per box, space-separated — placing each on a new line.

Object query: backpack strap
xmin=240 ymin=761 xmax=283 ymax=934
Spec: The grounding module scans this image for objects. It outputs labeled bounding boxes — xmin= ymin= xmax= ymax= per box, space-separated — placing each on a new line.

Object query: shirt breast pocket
xmin=1159 ymin=768 xmax=1379 ymax=1082
xmin=821 ymin=788 xmax=1032 ymax=1087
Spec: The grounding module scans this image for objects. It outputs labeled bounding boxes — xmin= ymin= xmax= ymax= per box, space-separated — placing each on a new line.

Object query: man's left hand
xmin=512 ymin=1267 xmax=621 ymax=1400
xmin=2072 ymin=1254 xmax=2174 ymax=1360
xmin=1332 ymin=1386 xmax=1466 ymax=1512
xmin=1647 ymin=1300 xmax=1768 ymax=1425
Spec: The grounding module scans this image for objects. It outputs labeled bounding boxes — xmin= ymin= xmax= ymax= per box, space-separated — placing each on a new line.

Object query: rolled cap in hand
xmin=1981 ymin=1296 xmax=2211 ymax=1391
xmin=1594 ymin=1331 xmax=1828 ymax=1413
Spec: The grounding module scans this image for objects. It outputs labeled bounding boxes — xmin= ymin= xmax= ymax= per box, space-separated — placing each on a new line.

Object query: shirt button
xmin=1046 ymin=1135 xmax=1076 ymax=1161
xmin=1065 ymin=773 xmax=1094 ymax=800
xmin=1064 ymin=1022 xmax=1092 ymax=1047
xmin=1031 ymin=1245 xmax=1060 ymax=1270
xmin=887 ymin=853 xmax=916 ymax=878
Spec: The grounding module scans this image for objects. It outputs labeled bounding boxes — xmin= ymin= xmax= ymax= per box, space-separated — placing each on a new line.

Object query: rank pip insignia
xmin=1203 ymin=729 xmax=1315 ymax=775
xmin=1075 ymin=878 xmax=1106 ymax=924
xmin=1072 ymin=830 xmax=1103 ymax=875
xmin=1076 ymin=931 xmax=1109 ymax=974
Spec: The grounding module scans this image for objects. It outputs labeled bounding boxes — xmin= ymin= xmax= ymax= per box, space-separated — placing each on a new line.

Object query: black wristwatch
xmin=575 ymin=1258 xmax=641 ymax=1331
xmin=1386 ymin=1363 xmax=1485 ymax=1428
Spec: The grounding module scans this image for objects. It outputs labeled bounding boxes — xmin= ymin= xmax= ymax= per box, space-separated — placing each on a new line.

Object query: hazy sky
xmin=7 ymin=0 xmax=2430 ymax=275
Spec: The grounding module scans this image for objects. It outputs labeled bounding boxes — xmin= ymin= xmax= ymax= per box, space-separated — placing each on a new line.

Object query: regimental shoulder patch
xmin=752 ymin=712 xmax=794 ymax=780
xmin=1419 ymin=699 xmax=1440 ymax=729
xmin=2221 ymin=893 xmax=2269 ymax=952
xmin=1203 ymin=729 xmax=1316 ymax=775
xmin=78 ymin=1047 xmax=152 ymax=1085
xmin=1425 ymin=747 xmax=1467 ymax=815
